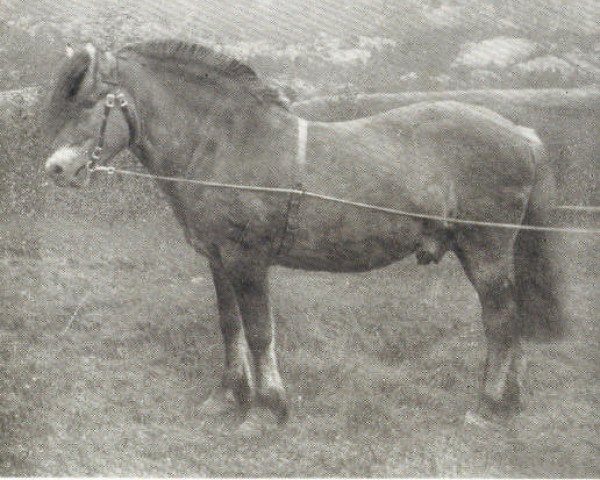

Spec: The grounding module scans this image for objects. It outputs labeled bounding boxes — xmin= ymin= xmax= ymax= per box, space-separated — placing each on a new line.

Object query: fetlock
xmin=223 ymin=370 xmax=253 ymax=412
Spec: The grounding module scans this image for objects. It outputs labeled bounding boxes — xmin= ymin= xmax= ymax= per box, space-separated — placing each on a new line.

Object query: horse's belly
xmin=276 ymin=213 xmax=420 ymax=272
xmin=279 ymin=242 xmax=415 ymax=272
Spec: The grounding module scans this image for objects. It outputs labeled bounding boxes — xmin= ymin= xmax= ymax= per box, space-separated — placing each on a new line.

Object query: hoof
xmin=257 ymin=389 xmax=289 ymax=425
xmin=236 ymin=410 xmax=278 ymax=439
xmin=198 ymin=388 xmax=239 ymax=417
xmin=479 ymin=393 xmax=522 ymax=419
xmin=464 ymin=394 xmax=521 ymax=433
xmin=463 ymin=409 xmax=519 ymax=439
xmin=464 ymin=410 xmax=504 ymax=431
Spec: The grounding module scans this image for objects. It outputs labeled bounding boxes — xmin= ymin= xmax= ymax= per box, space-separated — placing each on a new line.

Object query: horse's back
xmin=371 ymin=100 xmax=538 ymax=155
xmin=303 ymin=100 xmax=538 ymax=222
xmin=355 ymin=101 xmax=538 ymax=217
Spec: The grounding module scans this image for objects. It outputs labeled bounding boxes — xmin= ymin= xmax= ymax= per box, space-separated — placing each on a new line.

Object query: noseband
xmin=87 ymin=53 xmax=139 ymax=170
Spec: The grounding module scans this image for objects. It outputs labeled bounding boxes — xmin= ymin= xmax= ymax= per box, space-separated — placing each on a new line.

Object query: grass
xmin=1 ymin=72 xmax=598 ymax=480
xmin=1 ymin=199 xmax=598 ymax=475
xmin=1 ymin=3 xmax=599 ymax=473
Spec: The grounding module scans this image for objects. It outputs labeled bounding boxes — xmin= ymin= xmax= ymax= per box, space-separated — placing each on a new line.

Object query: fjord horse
xmin=43 ymin=40 xmax=566 ymax=432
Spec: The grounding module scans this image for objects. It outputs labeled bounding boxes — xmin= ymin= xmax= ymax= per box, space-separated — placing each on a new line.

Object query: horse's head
xmin=44 ymin=43 xmax=135 ymax=188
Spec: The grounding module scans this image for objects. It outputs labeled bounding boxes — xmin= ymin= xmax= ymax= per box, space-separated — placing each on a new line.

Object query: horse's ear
xmin=74 ymin=43 xmax=98 ymax=98
xmin=62 ymin=44 xmax=97 ymax=100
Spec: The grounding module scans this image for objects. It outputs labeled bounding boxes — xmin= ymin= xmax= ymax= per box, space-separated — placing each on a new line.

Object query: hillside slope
xmin=1 ymin=1 xmax=599 ymax=95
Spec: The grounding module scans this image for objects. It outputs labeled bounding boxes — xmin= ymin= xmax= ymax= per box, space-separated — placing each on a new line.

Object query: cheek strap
xmin=88 ymin=92 xmax=138 ymax=168
xmin=89 ymin=93 xmax=115 ymax=165
xmin=116 ymin=93 xmax=137 ymax=147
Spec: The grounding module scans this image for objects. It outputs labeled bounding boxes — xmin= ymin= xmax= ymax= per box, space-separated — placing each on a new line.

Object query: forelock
xmin=44 ymin=50 xmax=92 ymax=136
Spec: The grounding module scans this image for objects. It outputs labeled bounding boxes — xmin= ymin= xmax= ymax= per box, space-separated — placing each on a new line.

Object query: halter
xmin=87 ymin=53 xmax=139 ymax=170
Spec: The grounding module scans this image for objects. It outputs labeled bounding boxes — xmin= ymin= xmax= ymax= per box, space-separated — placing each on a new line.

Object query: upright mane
xmin=119 ymin=40 xmax=289 ymax=109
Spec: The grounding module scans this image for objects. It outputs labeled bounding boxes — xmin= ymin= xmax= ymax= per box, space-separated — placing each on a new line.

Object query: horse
xmin=43 ymin=40 xmax=566 ymax=433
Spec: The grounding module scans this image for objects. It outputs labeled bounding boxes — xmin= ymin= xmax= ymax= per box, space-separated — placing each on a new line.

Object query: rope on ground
xmin=554 ymin=205 xmax=600 ymax=213
xmin=90 ymin=165 xmax=600 ymax=236
xmin=62 ymin=292 xmax=90 ymax=335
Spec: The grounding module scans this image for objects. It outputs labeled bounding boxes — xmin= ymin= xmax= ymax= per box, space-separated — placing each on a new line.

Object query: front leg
xmin=201 ymin=259 xmax=254 ymax=416
xmin=227 ymin=263 xmax=288 ymax=425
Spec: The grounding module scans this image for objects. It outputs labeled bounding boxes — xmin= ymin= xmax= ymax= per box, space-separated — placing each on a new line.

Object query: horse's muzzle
xmin=45 ymin=146 xmax=89 ymax=188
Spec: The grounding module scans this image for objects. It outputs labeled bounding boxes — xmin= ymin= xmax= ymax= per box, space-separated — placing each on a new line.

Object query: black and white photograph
xmin=1 ymin=0 xmax=599 ymax=476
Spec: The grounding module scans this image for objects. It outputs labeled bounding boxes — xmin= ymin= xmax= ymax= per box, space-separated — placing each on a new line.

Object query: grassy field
xmin=1 ymin=1 xmax=599 ymax=475
xmin=1 ymin=182 xmax=598 ymax=475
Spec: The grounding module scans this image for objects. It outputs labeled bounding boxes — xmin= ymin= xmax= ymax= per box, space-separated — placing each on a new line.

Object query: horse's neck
xmin=122 ymin=64 xmax=297 ymax=181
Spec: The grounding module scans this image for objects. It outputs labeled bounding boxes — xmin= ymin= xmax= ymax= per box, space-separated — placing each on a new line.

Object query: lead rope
xmin=555 ymin=205 xmax=600 ymax=213
xmin=88 ymin=109 xmax=600 ymax=236
xmin=89 ymin=164 xmax=600 ymax=236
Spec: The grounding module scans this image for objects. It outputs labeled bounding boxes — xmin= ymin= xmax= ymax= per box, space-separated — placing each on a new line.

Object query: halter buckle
xmin=116 ymin=92 xmax=128 ymax=108
xmin=105 ymin=93 xmax=116 ymax=108
xmin=91 ymin=146 xmax=103 ymax=161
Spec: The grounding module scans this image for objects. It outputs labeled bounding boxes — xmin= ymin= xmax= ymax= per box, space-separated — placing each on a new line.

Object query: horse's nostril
xmin=51 ymin=164 xmax=63 ymax=175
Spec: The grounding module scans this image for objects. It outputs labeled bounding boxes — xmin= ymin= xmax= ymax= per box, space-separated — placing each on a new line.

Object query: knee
xmin=220 ymin=318 xmax=242 ymax=339
xmin=479 ymin=276 xmax=519 ymax=338
xmin=479 ymin=275 xmax=515 ymax=312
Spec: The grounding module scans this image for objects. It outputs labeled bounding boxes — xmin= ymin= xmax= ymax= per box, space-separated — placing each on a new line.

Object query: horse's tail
xmin=513 ymin=131 xmax=568 ymax=341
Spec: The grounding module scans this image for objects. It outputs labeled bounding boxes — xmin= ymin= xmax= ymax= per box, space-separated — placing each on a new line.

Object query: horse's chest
xmin=171 ymin=189 xmax=287 ymax=255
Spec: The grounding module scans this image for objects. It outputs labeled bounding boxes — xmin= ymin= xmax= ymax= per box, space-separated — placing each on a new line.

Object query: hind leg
xmin=455 ymin=231 xmax=527 ymax=417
